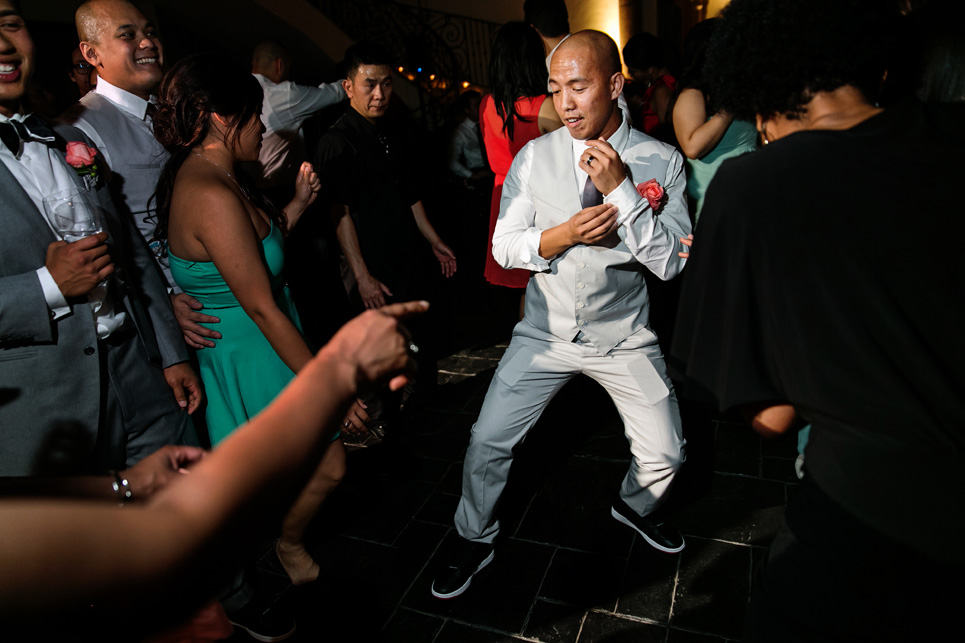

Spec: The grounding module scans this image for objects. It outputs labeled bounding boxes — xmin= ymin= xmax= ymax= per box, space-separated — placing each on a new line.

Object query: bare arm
xmin=411 ymin=200 xmax=457 ymax=278
xmin=193 ymin=184 xmax=313 ymax=373
xmin=743 ymin=403 xmax=799 ymax=438
xmin=332 ymin=203 xmax=393 ymax=308
xmin=0 ymin=302 xmax=425 ymax=617
xmin=672 ymin=88 xmax=734 ymax=160
xmin=280 ymin=162 xmax=320 ymax=233
xmin=651 ymin=83 xmax=674 ymax=128
xmin=537 ymin=96 xmax=563 ymax=134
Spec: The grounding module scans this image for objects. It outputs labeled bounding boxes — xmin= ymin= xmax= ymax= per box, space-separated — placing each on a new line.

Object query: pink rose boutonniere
xmin=65 ymin=141 xmax=100 ymax=190
xmin=636 ymin=179 xmax=665 ymax=212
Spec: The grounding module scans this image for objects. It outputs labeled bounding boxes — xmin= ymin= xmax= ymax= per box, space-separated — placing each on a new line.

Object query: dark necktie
xmin=581 ymin=175 xmax=603 ymax=209
xmin=0 ymin=115 xmax=57 ymax=159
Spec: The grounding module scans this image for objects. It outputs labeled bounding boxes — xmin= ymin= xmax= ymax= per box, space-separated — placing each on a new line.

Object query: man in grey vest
xmin=431 ymin=31 xmax=691 ymax=600
xmin=63 ymin=0 xmax=220 ymax=350
xmin=0 ymin=0 xmax=198 ymax=475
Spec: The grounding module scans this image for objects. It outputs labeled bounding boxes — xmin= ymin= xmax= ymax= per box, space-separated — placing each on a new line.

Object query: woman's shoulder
xmin=514 ymin=94 xmax=547 ymax=116
xmin=172 ymin=164 xmax=250 ymax=225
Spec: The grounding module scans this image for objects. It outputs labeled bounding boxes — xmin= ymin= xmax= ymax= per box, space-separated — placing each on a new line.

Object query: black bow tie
xmin=0 ymin=115 xmax=57 ymax=158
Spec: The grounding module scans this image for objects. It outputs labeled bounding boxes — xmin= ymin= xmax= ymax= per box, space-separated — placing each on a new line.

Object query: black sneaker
xmin=430 ymin=538 xmax=495 ymax=599
xmin=227 ymin=600 xmax=296 ymax=642
xmin=611 ymin=500 xmax=685 ymax=553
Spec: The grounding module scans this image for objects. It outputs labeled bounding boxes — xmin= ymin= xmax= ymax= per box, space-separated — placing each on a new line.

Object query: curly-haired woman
xmin=672 ymin=0 xmax=965 ymax=639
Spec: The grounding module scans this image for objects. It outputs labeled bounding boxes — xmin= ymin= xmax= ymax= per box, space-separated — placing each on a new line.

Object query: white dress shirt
xmin=253 ymin=73 xmax=346 ymax=187
xmin=492 ymin=116 xmax=690 ymax=353
xmin=494 ymin=117 xmax=674 ymax=272
xmin=448 ymin=117 xmax=486 ymax=179
xmin=0 ymin=113 xmax=126 ymax=337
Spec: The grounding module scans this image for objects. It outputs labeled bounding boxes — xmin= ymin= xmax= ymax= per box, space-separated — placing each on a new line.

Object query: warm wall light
xmin=462 ymin=81 xmax=470 ymax=88
xmin=398 ymin=66 xmax=404 ymax=72
xmin=429 ymin=74 xmax=436 ymax=80
xmin=570 ymin=0 xmax=621 ymax=48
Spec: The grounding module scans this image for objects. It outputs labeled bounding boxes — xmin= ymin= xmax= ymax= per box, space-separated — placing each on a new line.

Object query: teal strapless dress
xmin=168 ymin=223 xmax=303 ymax=445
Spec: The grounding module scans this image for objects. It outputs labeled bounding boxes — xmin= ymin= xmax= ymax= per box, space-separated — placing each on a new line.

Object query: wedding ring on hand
xmin=584 ymin=156 xmax=593 ymax=165
xmin=343 ymin=420 xmax=350 ymax=428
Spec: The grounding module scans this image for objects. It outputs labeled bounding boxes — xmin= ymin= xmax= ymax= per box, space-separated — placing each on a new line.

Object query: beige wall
xmin=396 ymin=0 xmax=625 ymax=43
xmin=706 ymin=0 xmax=732 ymax=18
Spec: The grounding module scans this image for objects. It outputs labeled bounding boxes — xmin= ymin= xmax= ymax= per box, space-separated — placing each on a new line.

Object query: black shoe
xmin=227 ymin=600 xmax=296 ymax=642
xmin=430 ymin=538 xmax=495 ymax=599
xmin=611 ymin=500 xmax=685 ymax=553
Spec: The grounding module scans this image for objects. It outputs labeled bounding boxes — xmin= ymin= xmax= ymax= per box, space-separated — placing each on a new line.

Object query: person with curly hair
xmin=670 ymin=18 xmax=757 ymax=222
xmin=671 ymin=0 xmax=965 ymax=640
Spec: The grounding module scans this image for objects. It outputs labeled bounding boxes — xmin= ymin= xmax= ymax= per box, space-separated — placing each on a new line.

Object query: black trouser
xmin=746 ymin=474 xmax=963 ymax=642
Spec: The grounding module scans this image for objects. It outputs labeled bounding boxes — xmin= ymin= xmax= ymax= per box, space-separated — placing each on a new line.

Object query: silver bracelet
xmin=110 ymin=470 xmax=133 ymax=504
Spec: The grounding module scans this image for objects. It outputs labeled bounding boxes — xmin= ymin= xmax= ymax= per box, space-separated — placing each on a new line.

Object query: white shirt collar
xmin=570 ymin=112 xmax=630 ymax=176
xmin=253 ymin=73 xmax=276 ymax=88
xmin=94 ymin=76 xmax=153 ymax=120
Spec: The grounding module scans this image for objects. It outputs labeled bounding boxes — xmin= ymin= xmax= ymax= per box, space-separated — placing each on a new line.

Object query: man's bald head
xmin=75 ymin=0 xmax=163 ymax=100
xmin=549 ymin=30 xmax=625 ymax=141
xmin=251 ymin=39 xmax=290 ymax=82
xmin=76 ymin=0 xmax=134 ymax=43
xmin=553 ymin=30 xmax=622 ymax=78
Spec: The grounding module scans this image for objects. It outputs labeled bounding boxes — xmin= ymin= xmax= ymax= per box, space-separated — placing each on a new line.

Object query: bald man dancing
xmin=432 ymin=31 xmax=692 ymax=599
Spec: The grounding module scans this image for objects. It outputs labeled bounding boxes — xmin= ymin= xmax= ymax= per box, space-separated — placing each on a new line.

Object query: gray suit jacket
xmin=0 ymin=121 xmax=187 ymax=475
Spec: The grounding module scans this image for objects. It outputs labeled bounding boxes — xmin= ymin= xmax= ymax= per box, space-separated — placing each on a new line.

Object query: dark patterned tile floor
xmin=227 ymin=284 xmax=799 ymax=643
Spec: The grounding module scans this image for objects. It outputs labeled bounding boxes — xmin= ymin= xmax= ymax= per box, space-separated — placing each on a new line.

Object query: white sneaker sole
xmin=229 ymin=619 xmax=296 ymax=643
xmin=430 ymin=549 xmax=495 ymax=599
xmin=611 ymin=507 xmax=685 ymax=553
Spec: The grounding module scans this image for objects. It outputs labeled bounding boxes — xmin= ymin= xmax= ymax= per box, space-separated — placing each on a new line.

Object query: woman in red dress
xmin=480 ymin=21 xmax=562 ymax=292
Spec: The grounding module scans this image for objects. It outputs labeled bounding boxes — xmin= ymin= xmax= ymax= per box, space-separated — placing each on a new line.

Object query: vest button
xmin=83 ymin=346 xmax=95 ymax=356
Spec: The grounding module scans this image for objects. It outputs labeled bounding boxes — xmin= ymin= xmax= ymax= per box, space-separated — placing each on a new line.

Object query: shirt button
xmin=578 ymin=262 xmax=586 ymax=269
xmin=578 ymin=320 xmax=587 ymax=326
xmin=577 ymin=282 xmax=585 ymax=289
xmin=83 ymin=346 xmax=95 ymax=356
xmin=578 ymin=302 xmax=585 ymax=308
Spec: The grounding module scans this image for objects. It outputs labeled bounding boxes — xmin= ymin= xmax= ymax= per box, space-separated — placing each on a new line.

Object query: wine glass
xmin=43 ymin=188 xmax=102 ymax=242
xmin=43 ymin=188 xmax=109 ymax=286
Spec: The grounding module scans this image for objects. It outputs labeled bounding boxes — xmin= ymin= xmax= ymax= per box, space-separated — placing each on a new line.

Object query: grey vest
xmin=63 ymin=93 xmax=174 ymax=286
xmin=525 ymin=128 xmax=651 ymax=355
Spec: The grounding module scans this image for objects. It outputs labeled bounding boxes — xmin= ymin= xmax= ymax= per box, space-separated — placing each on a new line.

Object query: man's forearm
xmin=538 ymin=223 xmax=575 ymax=260
xmin=333 ymin=206 xmax=371 ymax=280
xmin=410 ymin=200 xmax=442 ymax=245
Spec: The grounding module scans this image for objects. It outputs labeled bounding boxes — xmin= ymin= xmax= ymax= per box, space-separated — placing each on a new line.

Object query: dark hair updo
xmin=151 ymin=53 xmax=268 ymax=242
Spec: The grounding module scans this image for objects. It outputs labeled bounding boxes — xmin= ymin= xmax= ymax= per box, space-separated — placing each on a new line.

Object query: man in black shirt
xmin=315 ymin=42 xmax=456 ymax=311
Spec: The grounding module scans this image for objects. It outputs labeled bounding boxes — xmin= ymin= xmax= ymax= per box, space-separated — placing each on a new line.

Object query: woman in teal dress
xmin=152 ymin=53 xmax=366 ymax=586
xmin=672 ymin=19 xmax=758 ymax=222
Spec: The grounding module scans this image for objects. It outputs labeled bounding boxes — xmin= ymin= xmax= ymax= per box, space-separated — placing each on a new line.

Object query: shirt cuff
xmin=604 ymin=177 xmax=645 ymax=226
xmin=520 ymin=228 xmax=551 ymax=271
xmin=36 ymin=267 xmax=71 ymax=319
